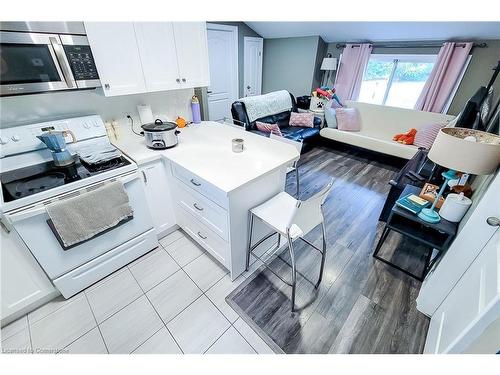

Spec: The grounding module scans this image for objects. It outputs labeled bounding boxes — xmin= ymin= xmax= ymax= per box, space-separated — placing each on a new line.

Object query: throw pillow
xmin=324 ymin=107 xmax=337 ymax=128
xmin=336 ymin=108 xmax=361 ymax=131
xmin=289 ymin=112 xmax=314 ymax=127
xmin=256 ymin=121 xmax=282 ymax=136
xmin=414 ymin=123 xmax=446 ymax=149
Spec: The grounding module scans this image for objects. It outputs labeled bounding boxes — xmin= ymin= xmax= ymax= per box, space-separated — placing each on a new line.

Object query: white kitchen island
xmin=113 ymin=121 xmax=299 ymax=279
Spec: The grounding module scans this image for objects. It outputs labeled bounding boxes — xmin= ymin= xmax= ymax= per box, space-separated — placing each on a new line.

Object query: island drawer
xmin=173 ymin=181 xmax=229 ymax=241
xmin=171 ymin=163 xmax=228 ymax=209
xmin=176 ymin=204 xmax=230 ymax=268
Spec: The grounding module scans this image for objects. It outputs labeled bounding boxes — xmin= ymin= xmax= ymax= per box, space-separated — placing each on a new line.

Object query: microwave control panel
xmin=63 ymin=45 xmax=100 ymax=81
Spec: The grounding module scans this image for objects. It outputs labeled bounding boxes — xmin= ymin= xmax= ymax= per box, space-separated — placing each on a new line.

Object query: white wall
xmin=0 ymin=88 xmax=194 ymax=129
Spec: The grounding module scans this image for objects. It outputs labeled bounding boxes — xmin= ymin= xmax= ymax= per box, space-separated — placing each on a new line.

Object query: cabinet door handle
xmin=486 ymin=217 xmax=500 ymax=226
xmin=104 ymin=83 xmax=111 ymax=90
xmin=190 ymin=178 xmax=201 ymax=187
xmin=197 ymin=231 xmax=207 ymax=239
xmin=176 ymin=78 xmax=181 ymax=83
xmin=141 ymin=170 xmax=147 ymax=184
xmin=182 ymin=78 xmax=186 ymax=83
xmin=193 ymin=203 xmax=204 ymax=211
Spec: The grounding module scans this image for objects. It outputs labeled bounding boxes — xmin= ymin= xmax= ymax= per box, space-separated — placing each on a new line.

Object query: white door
xmin=173 ymin=22 xmax=210 ymax=89
xmin=424 ymin=229 xmax=499 ymax=353
xmin=243 ymin=37 xmax=263 ymax=97
xmin=84 ymin=22 xmax=147 ymax=96
xmin=206 ymin=24 xmax=239 ymax=121
xmin=140 ymin=160 xmax=176 ymax=237
xmin=134 ymin=22 xmax=181 ymax=92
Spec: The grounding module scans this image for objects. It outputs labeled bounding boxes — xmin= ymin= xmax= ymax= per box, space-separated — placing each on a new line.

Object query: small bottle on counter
xmin=191 ymin=95 xmax=201 ymax=124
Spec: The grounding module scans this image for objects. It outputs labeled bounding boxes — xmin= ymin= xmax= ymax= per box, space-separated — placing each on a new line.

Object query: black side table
xmin=373 ymin=184 xmax=458 ymax=281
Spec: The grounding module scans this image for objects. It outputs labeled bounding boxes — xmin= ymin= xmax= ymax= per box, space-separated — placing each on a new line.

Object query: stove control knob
xmin=0 ymin=136 xmax=9 ymax=145
xmin=93 ymin=121 xmax=100 ymax=127
xmin=11 ymin=135 xmax=20 ymax=142
xmin=83 ymin=122 xmax=91 ymax=129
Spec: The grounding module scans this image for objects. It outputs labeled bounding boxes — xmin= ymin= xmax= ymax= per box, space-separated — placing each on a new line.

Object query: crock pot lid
xmin=141 ymin=121 xmax=177 ymax=132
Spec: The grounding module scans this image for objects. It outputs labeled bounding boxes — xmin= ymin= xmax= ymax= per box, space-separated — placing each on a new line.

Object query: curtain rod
xmin=335 ymin=42 xmax=488 ymax=49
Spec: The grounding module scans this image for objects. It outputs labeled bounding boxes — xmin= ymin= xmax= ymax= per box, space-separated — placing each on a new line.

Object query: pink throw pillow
xmin=289 ymin=112 xmax=314 ymax=127
xmin=414 ymin=123 xmax=446 ymax=149
xmin=336 ymin=108 xmax=361 ymax=131
xmin=256 ymin=121 xmax=282 ymax=136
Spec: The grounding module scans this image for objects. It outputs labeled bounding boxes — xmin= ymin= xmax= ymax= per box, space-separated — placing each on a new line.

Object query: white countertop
xmin=113 ymin=121 xmax=299 ymax=194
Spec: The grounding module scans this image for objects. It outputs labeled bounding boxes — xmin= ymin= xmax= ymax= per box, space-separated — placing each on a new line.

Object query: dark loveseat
xmin=231 ymin=92 xmax=322 ymax=144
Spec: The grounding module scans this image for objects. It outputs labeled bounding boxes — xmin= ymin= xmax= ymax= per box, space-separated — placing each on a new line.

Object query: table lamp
xmin=320 ymin=56 xmax=337 ymax=87
xmin=418 ymin=128 xmax=500 ymax=223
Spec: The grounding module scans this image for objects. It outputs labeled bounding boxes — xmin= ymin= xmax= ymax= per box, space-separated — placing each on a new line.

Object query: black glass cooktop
xmin=1 ymin=156 xmax=131 ymax=202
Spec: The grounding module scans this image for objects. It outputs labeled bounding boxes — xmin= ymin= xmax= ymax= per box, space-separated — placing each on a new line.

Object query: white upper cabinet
xmin=85 ymin=22 xmax=209 ymax=96
xmin=134 ymin=22 xmax=181 ymax=92
xmin=84 ymin=22 xmax=147 ymax=97
xmin=173 ymin=22 xmax=210 ymax=88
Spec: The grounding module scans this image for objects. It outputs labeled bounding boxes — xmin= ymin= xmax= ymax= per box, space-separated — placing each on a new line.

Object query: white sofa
xmin=320 ymin=101 xmax=455 ymax=159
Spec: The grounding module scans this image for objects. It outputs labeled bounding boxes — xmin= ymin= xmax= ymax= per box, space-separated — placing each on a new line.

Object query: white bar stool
xmin=269 ymin=133 xmax=303 ymax=198
xmin=246 ymin=178 xmax=334 ymax=311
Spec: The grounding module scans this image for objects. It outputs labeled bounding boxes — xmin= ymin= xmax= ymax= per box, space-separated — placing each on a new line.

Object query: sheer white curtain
xmin=334 ymin=44 xmax=372 ymax=102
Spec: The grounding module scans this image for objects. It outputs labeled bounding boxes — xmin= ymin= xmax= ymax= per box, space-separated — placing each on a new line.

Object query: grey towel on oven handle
xmin=45 ymin=180 xmax=134 ymax=248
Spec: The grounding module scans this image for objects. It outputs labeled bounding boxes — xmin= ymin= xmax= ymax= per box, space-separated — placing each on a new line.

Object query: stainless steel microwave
xmin=0 ymin=30 xmax=101 ymax=96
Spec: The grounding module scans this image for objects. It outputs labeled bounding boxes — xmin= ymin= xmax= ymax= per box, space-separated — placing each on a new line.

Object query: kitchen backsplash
xmin=0 ymin=88 xmax=194 ymax=129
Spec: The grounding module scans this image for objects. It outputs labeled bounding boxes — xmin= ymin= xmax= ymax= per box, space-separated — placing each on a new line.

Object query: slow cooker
xmin=141 ymin=119 xmax=180 ymax=149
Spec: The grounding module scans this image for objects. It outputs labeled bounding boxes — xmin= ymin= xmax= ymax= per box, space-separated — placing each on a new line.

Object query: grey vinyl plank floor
xmin=228 ymin=142 xmax=430 ymax=354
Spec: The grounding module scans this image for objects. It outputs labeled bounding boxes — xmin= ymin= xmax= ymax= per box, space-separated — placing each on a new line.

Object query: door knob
xmin=486 ymin=217 xmax=500 ymax=226
xmin=247 ymin=85 xmax=251 ymax=90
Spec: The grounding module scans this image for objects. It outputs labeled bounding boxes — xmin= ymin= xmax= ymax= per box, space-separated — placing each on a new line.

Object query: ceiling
xmin=244 ymin=22 xmax=500 ymax=42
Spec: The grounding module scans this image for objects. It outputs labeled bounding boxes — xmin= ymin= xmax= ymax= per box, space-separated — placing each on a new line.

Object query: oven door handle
xmin=7 ymin=171 xmax=141 ymax=223
xmin=49 ymin=36 xmax=77 ymax=89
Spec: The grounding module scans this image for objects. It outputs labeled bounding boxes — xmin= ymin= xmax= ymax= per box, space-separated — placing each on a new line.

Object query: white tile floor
xmin=0 ymin=230 xmax=272 ymax=355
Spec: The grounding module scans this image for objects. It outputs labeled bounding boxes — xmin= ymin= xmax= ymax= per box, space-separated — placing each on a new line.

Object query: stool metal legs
xmin=245 ymin=211 xmax=328 ymax=312
xmin=295 ymin=165 xmax=300 ymax=198
xmin=246 ymin=213 xmax=255 ymax=271
xmin=286 ymin=229 xmax=297 ymax=311
xmin=315 ymin=219 xmax=327 ymax=288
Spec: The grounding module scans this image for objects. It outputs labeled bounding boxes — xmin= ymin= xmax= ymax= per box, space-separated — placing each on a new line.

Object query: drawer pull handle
xmin=197 ymin=231 xmax=207 ymax=239
xmin=193 ymin=203 xmax=204 ymax=211
xmin=190 ymin=178 xmax=201 ymax=187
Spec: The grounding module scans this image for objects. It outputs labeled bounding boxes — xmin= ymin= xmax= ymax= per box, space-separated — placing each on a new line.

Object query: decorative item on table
xmin=393 ymin=128 xmax=417 ymax=145
xmin=191 ymin=95 xmax=201 ymax=124
xmin=175 ymin=116 xmax=187 ymax=128
xmin=449 ymin=172 xmax=473 ymax=198
xmin=439 ymin=193 xmax=472 ymax=223
xmin=396 ymin=193 xmax=430 ymax=214
xmin=232 ymin=138 xmax=244 ymax=153
xmin=310 ymin=86 xmax=342 ymax=112
xmin=419 ymin=182 xmax=445 ymax=209
xmin=417 ymin=127 xmax=500 ymax=223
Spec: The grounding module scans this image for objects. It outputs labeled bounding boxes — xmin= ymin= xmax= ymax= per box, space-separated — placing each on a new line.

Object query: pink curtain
xmin=334 ymin=43 xmax=372 ymax=102
xmin=415 ymin=42 xmax=472 ymax=113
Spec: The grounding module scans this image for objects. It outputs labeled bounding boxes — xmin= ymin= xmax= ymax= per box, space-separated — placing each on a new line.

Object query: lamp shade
xmin=321 ymin=57 xmax=337 ymax=71
xmin=428 ymin=128 xmax=500 ymax=175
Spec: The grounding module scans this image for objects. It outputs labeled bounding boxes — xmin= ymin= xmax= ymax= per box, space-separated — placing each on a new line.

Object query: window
xmin=358 ymin=54 xmax=437 ymax=109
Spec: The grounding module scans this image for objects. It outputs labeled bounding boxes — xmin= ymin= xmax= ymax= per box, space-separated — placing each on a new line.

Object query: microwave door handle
xmin=49 ymin=37 xmax=77 ymax=89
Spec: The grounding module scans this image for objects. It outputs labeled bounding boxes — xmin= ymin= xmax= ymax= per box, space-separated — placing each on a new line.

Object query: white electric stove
xmin=0 ymin=115 xmax=157 ymax=298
